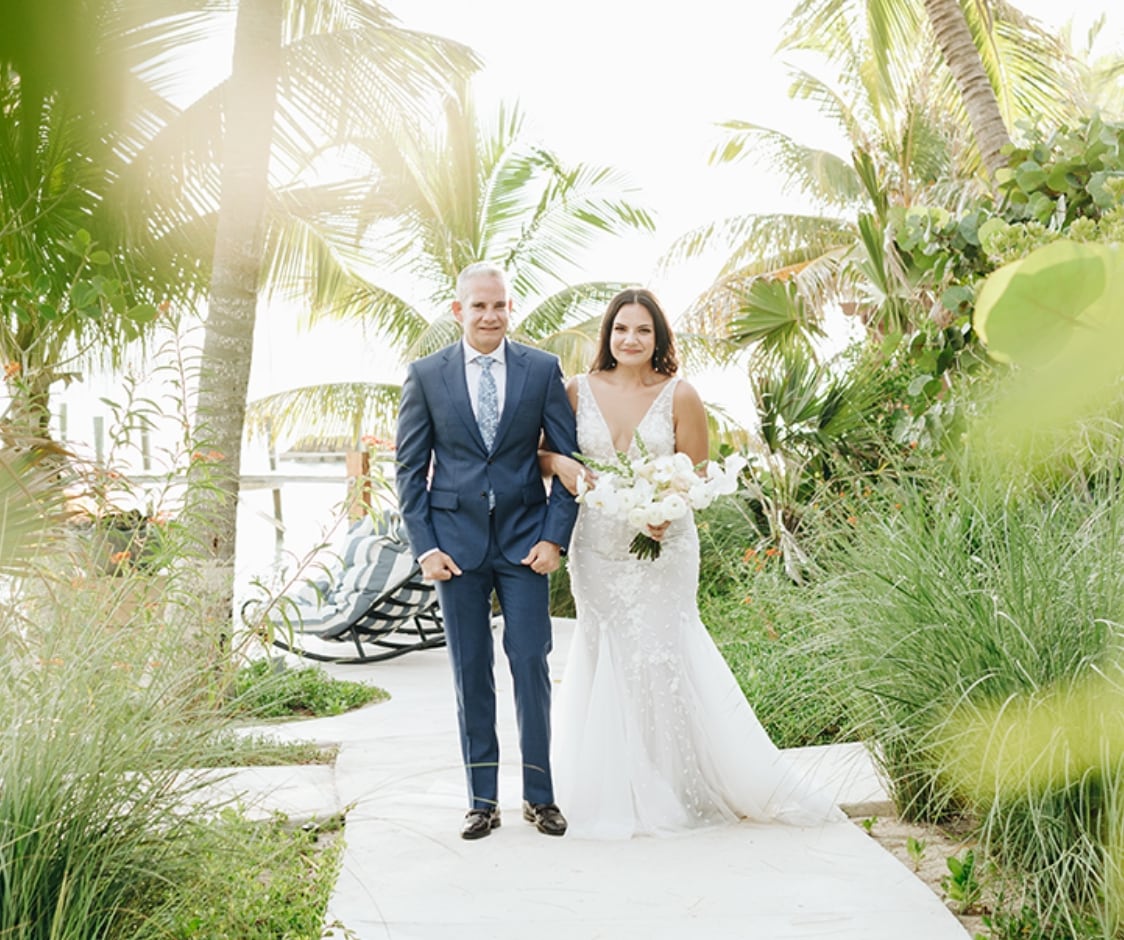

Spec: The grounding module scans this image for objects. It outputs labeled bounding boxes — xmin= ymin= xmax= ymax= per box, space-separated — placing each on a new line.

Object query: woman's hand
xmin=645 ymin=520 xmax=671 ymax=541
xmin=541 ymin=451 xmax=594 ymax=496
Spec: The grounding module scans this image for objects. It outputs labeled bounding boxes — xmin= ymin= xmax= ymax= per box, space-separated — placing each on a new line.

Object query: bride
xmin=541 ymin=288 xmax=844 ymax=839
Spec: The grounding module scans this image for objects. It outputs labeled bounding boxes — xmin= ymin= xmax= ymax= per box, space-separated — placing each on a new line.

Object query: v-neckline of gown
xmin=585 ymin=373 xmax=677 ymax=455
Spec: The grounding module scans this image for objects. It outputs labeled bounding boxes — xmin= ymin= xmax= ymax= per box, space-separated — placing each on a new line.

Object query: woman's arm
xmin=672 ymin=379 xmax=709 ymax=466
xmin=539 ymin=375 xmax=589 ymax=496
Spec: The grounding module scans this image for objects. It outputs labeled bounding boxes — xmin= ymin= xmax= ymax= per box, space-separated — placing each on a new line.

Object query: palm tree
xmin=244 ymin=79 xmax=655 ymax=448
xmin=780 ymin=0 xmax=1078 ymax=179
xmin=2 ymin=0 xmax=476 ymax=635
xmin=333 ymin=77 xmax=655 ymax=364
xmin=177 ymin=1 xmax=476 ymax=632
xmin=0 ymin=1 xmax=216 ymax=444
xmin=920 ymin=0 xmax=1011 ymax=174
xmin=664 ymin=29 xmax=976 ymax=355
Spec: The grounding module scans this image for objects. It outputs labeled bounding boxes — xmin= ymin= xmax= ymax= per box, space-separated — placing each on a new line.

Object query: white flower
xmin=687 ymin=481 xmax=711 ymax=509
xmin=724 ymin=454 xmax=748 ymax=477
xmin=659 ymin=493 xmax=689 ymax=521
xmin=627 ymin=506 xmax=650 ymax=529
xmin=577 ymin=442 xmax=747 ymax=559
xmin=672 ymin=452 xmax=695 ymax=476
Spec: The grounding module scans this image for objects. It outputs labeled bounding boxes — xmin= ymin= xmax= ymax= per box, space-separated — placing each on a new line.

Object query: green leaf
xmin=89 ymin=250 xmax=112 ymax=265
xmin=974 ymin=240 xmax=1107 ymax=365
xmin=906 ymin=375 xmax=932 ymax=397
xmin=72 ymin=283 xmax=100 ymax=309
xmin=126 ymin=303 xmax=160 ymax=324
xmin=940 ymin=285 xmax=973 ymax=314
xmin=1015 ymin=161 xmax=1048 ymax=191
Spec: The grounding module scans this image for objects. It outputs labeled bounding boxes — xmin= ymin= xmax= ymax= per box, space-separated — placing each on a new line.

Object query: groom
xmin=394 ymin=261 xmax=579 ymax=840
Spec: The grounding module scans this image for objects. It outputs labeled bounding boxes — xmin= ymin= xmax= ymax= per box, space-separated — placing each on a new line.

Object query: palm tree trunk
xmin=190 ymin=0 xmax=282 ymax=646
xmin=921 ymin=0 xmax=1012 ymax=178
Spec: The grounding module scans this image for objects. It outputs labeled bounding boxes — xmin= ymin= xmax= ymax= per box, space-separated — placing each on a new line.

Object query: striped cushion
xmin=273 ymin=534 xmax=423 ymax=637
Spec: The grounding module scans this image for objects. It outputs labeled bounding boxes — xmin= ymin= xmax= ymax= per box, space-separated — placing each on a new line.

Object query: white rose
xmin=687 ymin=482 xmax=711 ymax=509
xmin=616 ymin=487 xmax=642 ymax=512
xmin=660 ymin=493 xmax=689 ymax=520
xmin=672 ymin=452 xmax=695 ymax=476
xmin=627 ymin=507 xmax=649 ymax=529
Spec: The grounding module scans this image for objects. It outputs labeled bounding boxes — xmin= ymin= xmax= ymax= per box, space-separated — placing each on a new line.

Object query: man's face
xmin=453 ymin=273 xmax=511 ymax=354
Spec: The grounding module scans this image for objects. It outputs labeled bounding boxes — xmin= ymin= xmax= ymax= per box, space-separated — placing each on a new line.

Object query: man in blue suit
xmin=395 ymin=262 xmax=579 ymax=840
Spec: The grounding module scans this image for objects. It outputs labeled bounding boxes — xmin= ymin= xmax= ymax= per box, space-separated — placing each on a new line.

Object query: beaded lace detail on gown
xmin=553 ymin=374 xmax=845 ymax=839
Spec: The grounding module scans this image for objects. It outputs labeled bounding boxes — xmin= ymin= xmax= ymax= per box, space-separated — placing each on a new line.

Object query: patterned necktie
xmin=476 ymin=355 xmax=499 ymax=450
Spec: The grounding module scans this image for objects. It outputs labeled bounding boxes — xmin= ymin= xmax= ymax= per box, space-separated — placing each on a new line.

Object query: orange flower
xmin=742 ymin=595 xmax=754 ymax=605
xmin=764 ymin=547 xmax=780 ymax=557
xmin=3 ymin=361 xmax=20 ymax=379
xmin=110 ymin=550 xmax=132 ymax=565
xmin=847 ymin=515 xmax=858 ymax=525
xmin=741 ymin=547 xmax=758 ymax=563
xmin=158 ymin=299 xmax=171 ymax=315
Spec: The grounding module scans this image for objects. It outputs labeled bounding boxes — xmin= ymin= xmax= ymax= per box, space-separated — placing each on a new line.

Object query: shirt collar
xmin=462 ymin=338 xmax=506 ymax=366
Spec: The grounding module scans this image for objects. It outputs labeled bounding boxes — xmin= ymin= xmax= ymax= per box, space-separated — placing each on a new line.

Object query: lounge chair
xmin=244 ymin=513 xmax=445 ymax=664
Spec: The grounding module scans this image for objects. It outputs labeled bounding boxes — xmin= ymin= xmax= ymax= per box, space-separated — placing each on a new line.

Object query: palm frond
xmin=533 ymin=319 xmax=603 ymax=378
xmin=513 ymin=281 xmax=635 ymax=343
xmin=0 ymin=443 xmax=72 ymax=575
xmin=245 ymin=381 xmax=402 ymax=447
xmin=405 ymin=313 xmax=463 ymax=361
xmin=711 ymin=118 xmax=865 ymax=209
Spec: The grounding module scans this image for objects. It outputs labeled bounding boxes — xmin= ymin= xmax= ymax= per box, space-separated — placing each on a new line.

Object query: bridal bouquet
xmin=575 ymin=437 xmax=747 ymax=560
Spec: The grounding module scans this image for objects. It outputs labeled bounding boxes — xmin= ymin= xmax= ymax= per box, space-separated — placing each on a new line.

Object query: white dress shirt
xmin=463 ymin=338 xmax=507 ymax=420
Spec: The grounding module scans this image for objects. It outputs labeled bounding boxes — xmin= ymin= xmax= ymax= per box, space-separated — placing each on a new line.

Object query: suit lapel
xmin=440 ymin=344 xmax=488 ymax=452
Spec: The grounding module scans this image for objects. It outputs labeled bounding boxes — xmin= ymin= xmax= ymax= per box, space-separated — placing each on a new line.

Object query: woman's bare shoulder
xmin=672 ymin=376 xmax=704 ymax=406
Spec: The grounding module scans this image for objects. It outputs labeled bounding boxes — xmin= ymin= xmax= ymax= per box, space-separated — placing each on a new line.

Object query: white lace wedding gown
xmin=553 ymin=375 xmax=845 ymax=839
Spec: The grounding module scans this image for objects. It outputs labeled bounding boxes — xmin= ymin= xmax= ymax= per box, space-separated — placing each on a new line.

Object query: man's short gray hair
xmin=455 ymin=262 xmax=509 ymax=302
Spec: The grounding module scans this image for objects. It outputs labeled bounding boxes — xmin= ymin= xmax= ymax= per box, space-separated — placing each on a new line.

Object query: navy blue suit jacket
xmin=395 ymin=340 xmax=579 ymax=572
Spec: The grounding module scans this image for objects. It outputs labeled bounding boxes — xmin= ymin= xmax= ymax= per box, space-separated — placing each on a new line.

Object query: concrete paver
xmin=224 ymin=618 xmax=970 ymax=940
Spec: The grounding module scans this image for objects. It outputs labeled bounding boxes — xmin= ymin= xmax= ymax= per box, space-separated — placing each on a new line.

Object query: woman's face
xmin=610 ymin=303 xmax=656 ymax=367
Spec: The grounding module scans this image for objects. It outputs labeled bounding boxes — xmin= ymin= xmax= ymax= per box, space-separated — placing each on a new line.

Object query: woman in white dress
xmin=540 ymin=288 xmax=844 ymax=839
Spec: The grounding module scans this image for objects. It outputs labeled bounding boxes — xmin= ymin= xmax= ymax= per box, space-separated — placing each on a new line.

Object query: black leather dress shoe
xmin=461 ymin=808 xmax=501 ymax=840
xmin=522 ymin=801 xmax=567 ymax=836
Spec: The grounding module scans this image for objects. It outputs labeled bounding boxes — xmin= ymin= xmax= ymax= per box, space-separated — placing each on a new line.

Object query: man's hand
xmin=420 ymin=550 xmax=462 ymax=581
xmin=521 ymin=540 xmax=562 ymax=575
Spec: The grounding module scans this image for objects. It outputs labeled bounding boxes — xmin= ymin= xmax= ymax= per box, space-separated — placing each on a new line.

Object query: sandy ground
xmin=859 ymin=811 xmax=984 ymax=938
